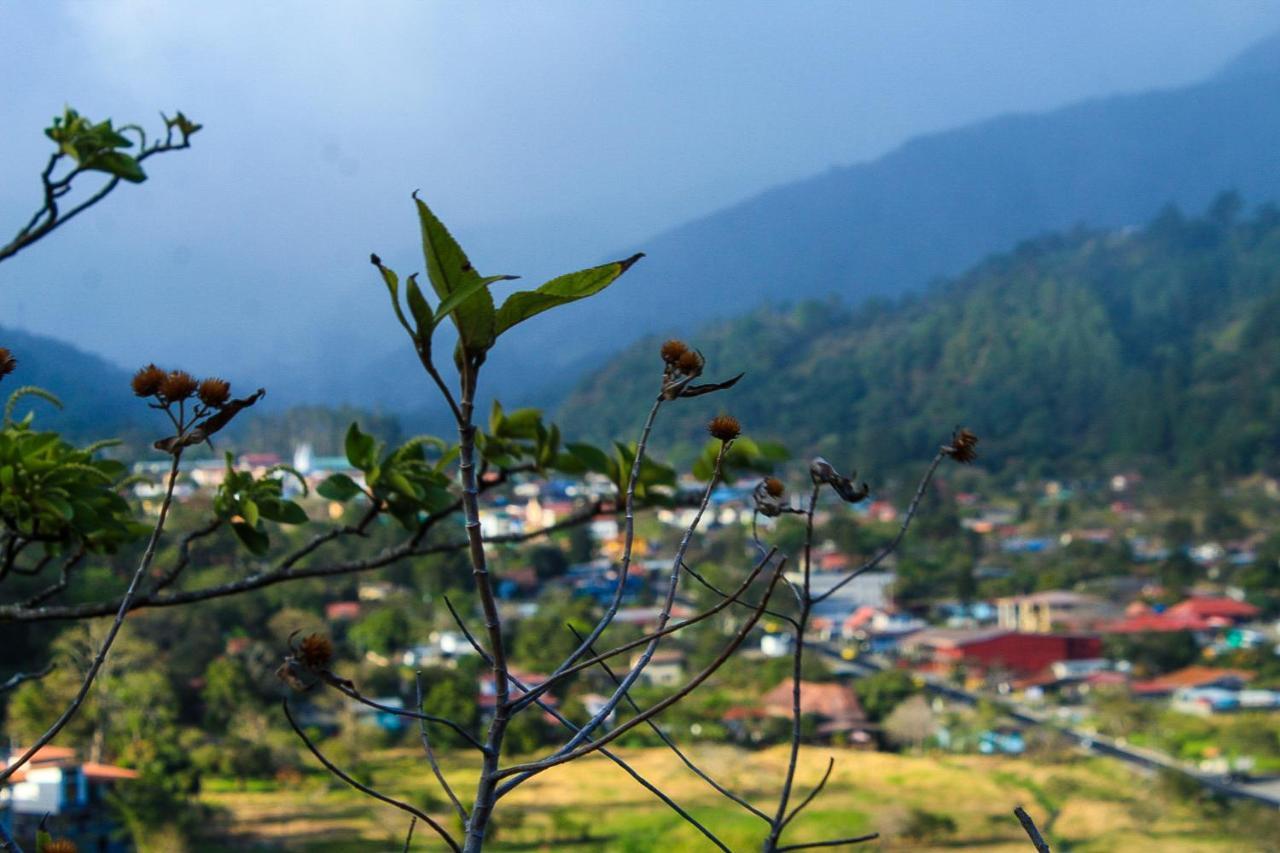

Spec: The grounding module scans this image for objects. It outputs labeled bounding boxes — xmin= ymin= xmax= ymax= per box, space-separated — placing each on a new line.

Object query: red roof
xmin=1168 ymin=597 xmax=1259 ymax=621
xmin=762 ymin=680 xmax=866 ymax=722
xmin=1101 ymin=612 xmax=1213 ymax=634
xmin=1132 ymin=666 xmax=1255 ymax=695
xmin=82 ymin=762 xmax=140 ymax=781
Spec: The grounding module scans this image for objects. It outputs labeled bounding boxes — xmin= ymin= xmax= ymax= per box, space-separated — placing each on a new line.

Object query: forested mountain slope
xmin=559 ymin=199 xmax=1280 ymax=478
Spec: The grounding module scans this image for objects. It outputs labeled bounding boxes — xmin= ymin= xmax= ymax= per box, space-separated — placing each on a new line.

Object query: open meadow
xmin=196 ymin=745 xmax=1267 ymax=851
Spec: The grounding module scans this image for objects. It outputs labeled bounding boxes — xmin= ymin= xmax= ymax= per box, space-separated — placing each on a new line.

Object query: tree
xmin=854 ymin=670 xmax=918 ymax=722
xmin=883 ymin=695 xmax=936 ymax=753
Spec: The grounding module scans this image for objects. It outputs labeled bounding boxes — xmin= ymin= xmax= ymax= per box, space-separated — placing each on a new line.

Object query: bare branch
xmin=569 ymin=624 xmax=771 ymax=824
xmin=416 ymin=671 xmax=469 ymax=823
xmin=1014 ymin=806 xmax=1052 ymax=853
xmin=781 ymin=756 xmax=834 ymax=830
xmin=282 ymin=700 xmax=461 ymax=853
xmin=811 ymin=450 xmax=945 ymax=605
xmin=0 ymin=662 xmax=54 ymax=694
xmin=495 ymin=559 xmax=784 ymax=789
xmin=775 ymin=833 xmax=879 ymax=851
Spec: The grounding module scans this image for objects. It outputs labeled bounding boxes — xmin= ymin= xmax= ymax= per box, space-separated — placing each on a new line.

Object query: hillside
xmin=558 ymin=199 xmax=1280 ymax=479
xmin=0 ymin=326 xmax=142 ymax=442
xmin=505 ymin=41 xmax=1280 ymax=405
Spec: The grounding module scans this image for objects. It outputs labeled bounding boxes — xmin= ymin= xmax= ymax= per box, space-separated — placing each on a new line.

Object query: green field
xmin=195 ymin=745 xmax=1269 ymax=851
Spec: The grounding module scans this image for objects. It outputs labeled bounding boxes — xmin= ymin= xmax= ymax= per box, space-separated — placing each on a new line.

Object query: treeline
xmin=558 ymin=194 xmax=1280 ymax=480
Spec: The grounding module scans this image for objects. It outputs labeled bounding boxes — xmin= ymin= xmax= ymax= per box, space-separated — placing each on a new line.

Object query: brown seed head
xmin=131 ymin=363 xmax=166 ymax=397
xmin=676 ymin=349 xmax=704 ymax=374
xmin=660 ymin=339 xmax=689 ymax=365
xmin=708 ymin=414 xmax=741 ymax=442
xmin=159 ymin=370 xmax=198 ymax=402
xmin=298 ymin=633 xmax=333 ymax=669
xmin=0 ymin=348 xmax=15 ymax=380
xmin=198 ymin=377 xmax=232 ymax=408
xmin=43 ymin=841 xmax=78 ymax=853
xmin=946 ymin=428 xmax=980 ymax=464
xmin=764 ymin=477 xmax=785 ymax=498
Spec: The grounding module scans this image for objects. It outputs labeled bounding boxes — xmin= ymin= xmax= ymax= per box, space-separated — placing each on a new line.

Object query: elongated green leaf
xmin=434 ymin=274 xmax=517 ymax=328
xmin=89 ymin=150 xmax=146 ymax=183
xmin=414 ymin=194 xmax=497 ymax=353
xmin=405 ymin=274 xmax=434 ymax=335
xmin=494 ymin=253 xmax=643 ymax=337
xmin=371 ymin=256 xmax=414 ymax=337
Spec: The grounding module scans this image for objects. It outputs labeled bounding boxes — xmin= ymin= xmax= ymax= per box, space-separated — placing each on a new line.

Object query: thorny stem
xmin=0 ymin=451 xmax=183 ymax=786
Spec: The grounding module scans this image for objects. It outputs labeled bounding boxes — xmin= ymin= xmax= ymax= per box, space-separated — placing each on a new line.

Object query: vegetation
xmin=562 ymin=196 xmax=1280 ymax=479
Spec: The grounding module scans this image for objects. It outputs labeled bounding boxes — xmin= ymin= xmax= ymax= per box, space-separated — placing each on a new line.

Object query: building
xmin=760 ymin=679 xmax=875 ymax=744
xmin=996 ymin=591 xmax=1116 ymax=633
xmin=1131 ymin=666 xmax=1255 ymax=698
xmin=1 ymin=746 xmax=138 ymax=852
xmin=901 ymin=628 xmax=1102 ymax=678
xmin=629 ymin=649 xmax=686 ymax=687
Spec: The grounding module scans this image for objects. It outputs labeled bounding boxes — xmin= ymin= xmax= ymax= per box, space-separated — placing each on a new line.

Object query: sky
xmin=3 ymin=0 xmax=1280 ymax=397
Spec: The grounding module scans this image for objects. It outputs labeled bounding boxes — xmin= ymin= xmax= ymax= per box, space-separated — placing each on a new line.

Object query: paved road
xmin=814 ymin=644 xmax=1280 ymax=809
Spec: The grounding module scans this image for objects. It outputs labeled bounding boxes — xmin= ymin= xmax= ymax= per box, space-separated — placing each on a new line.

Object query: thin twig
xmin=569 ymin=624 xmax=772 ymax=824
xmin=1014 ymin=806 xmax=1052 ymax=853
xmin=282 ymin=700 xmax=460 ymax=853
xmin=402 ymin=817 xmax=417 ymax=853
xmin=781 ymin=756 xmax=835 ymax=829
xmin=775 ymin=833 xmax=879 ymax=851
xmin=416 ymin=671 xmax=469 ymax=823
xmin=0 ymin=662 xmax=55 ymax=694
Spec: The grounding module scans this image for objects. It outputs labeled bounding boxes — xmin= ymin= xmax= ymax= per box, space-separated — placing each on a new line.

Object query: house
xmin=325 ymin=600 xmax=362 ymax=621
xmin=1 ymin=746 xmax=138 ymax=852
xmin=478 ymin=668 xmax=559 ymax=724
xmin=1131 ymin=666 xmax=1255 ymax=698
xmin=996 ymin=591 xmax=1117 ymax=633
xmin=760 ymin=679 xmax=875 ymax=745
xmin=1166 ymin=596 xmax=1259 ymax=625
xmin=900 ymin=628 xmax=1102 ymax=678
xmin=629 ymin=649 xmax=686 ymax=687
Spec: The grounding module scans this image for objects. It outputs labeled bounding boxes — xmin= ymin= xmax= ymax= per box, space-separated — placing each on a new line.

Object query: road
xmin=814 ymin=644 xmax=1280 ymax=809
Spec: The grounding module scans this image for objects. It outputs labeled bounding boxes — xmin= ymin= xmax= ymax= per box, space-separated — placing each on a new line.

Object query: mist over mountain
xmin=321 ymin=32 xmax=1280 ymax=411
xmin=13 ymin=31 xmax=1280 ymax=430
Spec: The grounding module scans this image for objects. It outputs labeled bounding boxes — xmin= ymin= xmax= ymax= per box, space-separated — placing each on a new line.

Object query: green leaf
xmin=434 ymin=274 xmax=516 ymax=328
xmin=317 ymin=473 xmax=361 ymax=501
xmin=231 ymin=521 xmax=270 ymax=555
xmin=372 ymin=257 xmax=414 ymax=337
xmin=241 ymin=497 xmax=260 ymax=528
xmin=496 ymin=407 xmax=542 ymax=439
xmin=405 ymin=274 xmax=434 ymax=335
xmin=259 ymin=499 xmax=308 ymax=525
xmin=414 ymin=194 xmax=498 ymax=354
xmin=89 ymin=151 xmax=146 ymax=183
xmin=565 ymin=442 xmax=612 ymax=475
xmin=494 ymin=253 xmax=643 ymax=337
xmin=344 ymin=423 xmax=377 ymax=472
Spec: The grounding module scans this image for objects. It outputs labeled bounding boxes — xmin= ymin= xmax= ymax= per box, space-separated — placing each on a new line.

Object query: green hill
xmin=557 ymin=196 xmax=1280 ymax=479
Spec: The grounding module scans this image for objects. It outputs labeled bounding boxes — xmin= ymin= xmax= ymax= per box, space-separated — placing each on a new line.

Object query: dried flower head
xmin=198 ymin=377 xmax=232 ymax=408
xmin=660 ymin=339 xmax=690 ymax=365
xmin=43 ymin=841 xmax=78 ymax=853
xmin=131 ymin=363 xmax=166 ymax=397
xmin=298 ymin=633 xmax=333 ymax=669
xmin=0 ymin=347 xmax=15 ymax=380
xmin=763 ymin=477 xmax=786 ymax=498
xmin=676 ymin=349 xmax=704 ymax=375
xmin=159 ymin=370 xmax=198 ymax=402
xmin=945 ymin=428 xmax=979 ymax=464
xmin=707 ymin=414 xmax=741 ymax=442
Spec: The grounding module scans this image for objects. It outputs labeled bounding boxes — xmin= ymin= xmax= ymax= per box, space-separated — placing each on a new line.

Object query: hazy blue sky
xmin=4 ymin=1 xmax=1280 ymax=391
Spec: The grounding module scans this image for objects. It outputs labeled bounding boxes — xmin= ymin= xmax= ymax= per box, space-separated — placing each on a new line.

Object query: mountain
xmin=0 ymin=326 xmax=143 ymax=442
xmin=479 ymin=36 xmax=1280 ymax=407
xmin=557 ymin=199 xmax=1280 ymax=479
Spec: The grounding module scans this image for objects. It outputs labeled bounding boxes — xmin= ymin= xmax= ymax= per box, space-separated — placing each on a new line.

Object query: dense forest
xmin=559 ymin=195 xmax=1280 ymax=479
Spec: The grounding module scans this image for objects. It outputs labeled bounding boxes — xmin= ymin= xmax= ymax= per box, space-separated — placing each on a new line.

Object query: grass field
xmin=196 ymin=744 xmax=1268 ymax=851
